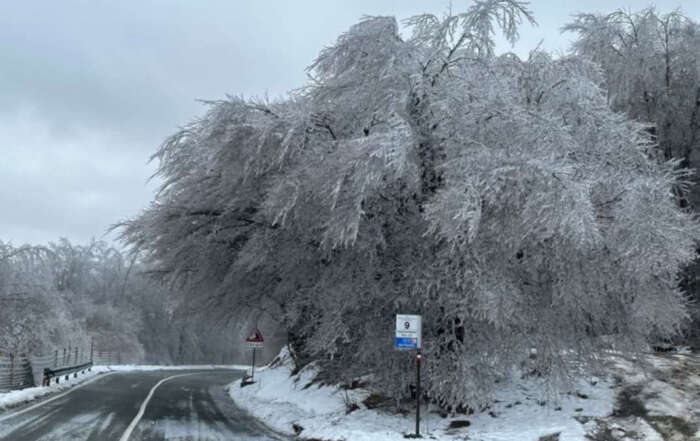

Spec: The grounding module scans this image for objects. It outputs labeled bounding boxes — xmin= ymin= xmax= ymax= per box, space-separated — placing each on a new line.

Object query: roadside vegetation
xmin=118 ymin=0 xmax=700 ymax=413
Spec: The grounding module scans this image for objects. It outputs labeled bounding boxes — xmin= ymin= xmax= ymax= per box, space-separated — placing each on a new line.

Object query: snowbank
xmin=228 ymin=348 xmax=615 ymax=441
xmin=0 ymin=366 xmax=111 ymax=411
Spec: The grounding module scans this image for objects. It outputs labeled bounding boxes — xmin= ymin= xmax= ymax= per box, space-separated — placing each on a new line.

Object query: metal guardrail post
xmin=54 ymin=350 xmax=58 ymax=368
xmin=43 ymin=362 xmax=93 ymax=386
xmin=9 ymin=353 xmax=14 ymax=389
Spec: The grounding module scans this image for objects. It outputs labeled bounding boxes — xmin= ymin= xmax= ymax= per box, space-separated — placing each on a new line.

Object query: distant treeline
xmin=0 ymin=239 xmax=284 ymax=363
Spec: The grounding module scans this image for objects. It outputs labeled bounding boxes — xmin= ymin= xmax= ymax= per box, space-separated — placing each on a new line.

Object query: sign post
xmin=395 ymin=314 xmax=422 ymax=438
xmin=245 ymin=329 xmax=264 ymax=382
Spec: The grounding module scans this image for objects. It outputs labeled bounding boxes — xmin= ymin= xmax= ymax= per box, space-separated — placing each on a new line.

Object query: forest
xmin=4 ymin=1 xmax=700 ymax=410
xmin=0 ymin=239 xmax=283 ymax=364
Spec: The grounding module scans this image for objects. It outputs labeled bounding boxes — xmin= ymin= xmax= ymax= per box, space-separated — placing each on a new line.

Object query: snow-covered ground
xmin=584 ymin=353 xmax=700 ymax=440
xmin=228 ymin=349 xmax=700 ymax=441
xmin=0 ymin=364 xmax=248 ymax=412
xmin=0 ymin=366 xmax=112 ymax=411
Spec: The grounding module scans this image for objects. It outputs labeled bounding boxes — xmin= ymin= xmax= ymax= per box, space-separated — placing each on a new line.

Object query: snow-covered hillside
xmin=228 ymin=348 xmax=700 ymax=441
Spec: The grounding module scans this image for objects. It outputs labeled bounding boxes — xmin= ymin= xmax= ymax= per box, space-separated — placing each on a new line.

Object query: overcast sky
xmin=2 ymin=0 xmax=698 ymax=247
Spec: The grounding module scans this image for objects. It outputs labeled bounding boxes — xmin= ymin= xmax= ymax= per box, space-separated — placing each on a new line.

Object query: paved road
xmin=0 ymin=370 xmax=286 ymax=441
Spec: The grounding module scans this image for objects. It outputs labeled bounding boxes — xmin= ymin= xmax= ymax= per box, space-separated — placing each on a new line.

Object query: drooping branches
xmin=119 ymin=3 xmax=700 ymax=409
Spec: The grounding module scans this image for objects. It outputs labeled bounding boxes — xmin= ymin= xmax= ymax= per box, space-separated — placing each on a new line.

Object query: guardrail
xmin=42 ymin=362 xmax=93 ymax=386
xmin=0 ymin=341 xmax=94 ymax=392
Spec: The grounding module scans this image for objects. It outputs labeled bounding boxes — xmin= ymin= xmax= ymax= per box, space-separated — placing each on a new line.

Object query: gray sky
xmin=2 ymin=0 xmax=698 ymax=247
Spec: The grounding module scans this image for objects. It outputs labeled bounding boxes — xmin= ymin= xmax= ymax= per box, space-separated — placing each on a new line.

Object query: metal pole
xmin=90 ymin=338 xmax=94 ymax=363
xmin=251 ymin=347 xmax=256 ymax=381
xmin=9 ymin=353 xmax=14 ymax=389
xmin=416 ymin=351 xmax=421 ymax=437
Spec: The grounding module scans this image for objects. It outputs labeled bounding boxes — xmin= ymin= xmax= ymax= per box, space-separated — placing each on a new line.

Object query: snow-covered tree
xmin=119 ymin=1 xmax=700 ymax=408
xmin=564 ymin=7 xmax=700 ymax=206
xmin=0 ymin=239 xmax=174 ymax=362
xmin=564 ymin=7 xmax=700 ymax=341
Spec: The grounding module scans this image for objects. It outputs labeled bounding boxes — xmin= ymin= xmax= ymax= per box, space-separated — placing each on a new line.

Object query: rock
xmin=612 ymin=427 xmax=626 ymax=438
xmin=292 ymin=423 xmax=304 ymax=435
xmin=362 ymin=393 xmax=390 ymax=409
xmin=538 ymin=433 xmax=560 ymax=441
xmin=447 ymin=419 xmax=471 ymax=429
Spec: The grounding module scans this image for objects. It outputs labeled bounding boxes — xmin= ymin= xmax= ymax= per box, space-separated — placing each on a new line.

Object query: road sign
xmin=395 ymin=314 xmax=421 ymax=350
xmin=246 ymin=329 xmax=264 ymax=346
xmin=245 ymin=328 xmax=264 ymax=381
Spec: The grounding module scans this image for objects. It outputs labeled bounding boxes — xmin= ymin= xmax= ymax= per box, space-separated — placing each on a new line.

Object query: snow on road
xmin=0 ymin=364 xmax=247 ymax=413
xmin=105 ymin=364 xmax=250 ymax=372
xmin=0 ymin=369 xmax=280 ymax=441
xmin=118 ymin=372 xmax=200 ymax=441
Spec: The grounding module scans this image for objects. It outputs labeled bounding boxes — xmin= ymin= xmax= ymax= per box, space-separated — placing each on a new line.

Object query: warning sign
xmin=246 ymin=329 xmax=264 ymax=349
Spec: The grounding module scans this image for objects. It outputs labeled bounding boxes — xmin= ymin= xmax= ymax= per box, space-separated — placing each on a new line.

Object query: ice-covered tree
xmin=564 ymin=7 xmax=700 ymax=206
xmin=0 ymin=239 xmax=175 ymax=361
xmin=564 ymin=7 xmax=700 ymax=340
xmin=119 ymin=1 xmax=700 ymax=408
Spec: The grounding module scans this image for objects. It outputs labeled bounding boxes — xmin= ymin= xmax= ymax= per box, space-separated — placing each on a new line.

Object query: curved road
xmin=0 ymin=370 xmax=285 ymax=441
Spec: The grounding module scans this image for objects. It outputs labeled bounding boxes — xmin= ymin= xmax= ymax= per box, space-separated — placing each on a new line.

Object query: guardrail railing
xmin=0 ymin=340 xmax=95 ymax=392
xmin=42 ymin=362 xmax=93 ymax=386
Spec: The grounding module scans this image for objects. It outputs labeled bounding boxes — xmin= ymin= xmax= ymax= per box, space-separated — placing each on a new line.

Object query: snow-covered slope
xmin=584 ymin=353 xmax=700 ymax=440
xmin=228 ymin=348 xmax=625 ymax=441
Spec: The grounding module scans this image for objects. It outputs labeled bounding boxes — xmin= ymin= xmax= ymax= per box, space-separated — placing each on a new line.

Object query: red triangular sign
xmin=246 ymin=329 xmax=264 ymax=342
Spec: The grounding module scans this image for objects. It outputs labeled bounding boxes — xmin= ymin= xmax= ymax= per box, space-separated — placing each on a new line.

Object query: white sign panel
xmin=395 ymin=314 xmax=422 ymax=350
xmin=247 ymin=341 xmax=264 ymax=349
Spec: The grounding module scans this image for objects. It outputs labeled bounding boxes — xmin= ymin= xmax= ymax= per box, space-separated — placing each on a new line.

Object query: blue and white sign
xmin=395 ymin=314 xmax=421 ymax=350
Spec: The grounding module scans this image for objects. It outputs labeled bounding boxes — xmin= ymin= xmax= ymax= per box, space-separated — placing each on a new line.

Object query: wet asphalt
xmin=0 ymin=370 xmax=285 ymax=441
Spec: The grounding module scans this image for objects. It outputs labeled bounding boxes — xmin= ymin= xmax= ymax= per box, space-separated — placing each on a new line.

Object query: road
xmin=0 ymin=370 xmax=286 ymax=441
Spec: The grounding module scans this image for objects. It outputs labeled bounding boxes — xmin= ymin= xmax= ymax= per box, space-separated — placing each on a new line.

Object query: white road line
xmin=119 ymin=372 xmax=199 ymax=441
xmin=0 ymin=372 xmax=117 ymax=423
